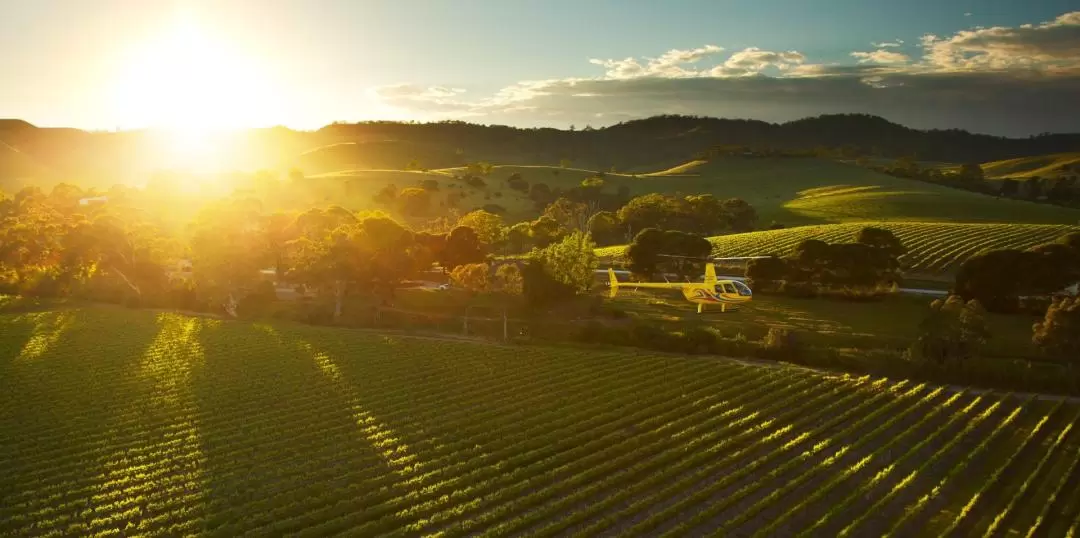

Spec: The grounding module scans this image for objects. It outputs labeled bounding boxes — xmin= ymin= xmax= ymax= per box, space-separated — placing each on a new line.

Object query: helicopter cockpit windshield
xmin=732 ymin=280 xmax=752 ymax=296
xmin=716 ymin=282 xmax=737 ymax=295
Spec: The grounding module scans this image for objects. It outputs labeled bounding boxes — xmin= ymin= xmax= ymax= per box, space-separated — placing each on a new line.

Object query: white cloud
xmin=851 ymin=49 xmax=912 ymax=64
xmin=368 ymin=11 xmax=1080 ymax=135
xmin=589 ymin=44 xmax=723 ymax=79
xmin=921 ymin=11 xmax=1080 ymax=71
xmin=872 ymin=40 xmax=905 ymax=47
xmin=715 ymin=47 xmax=806 ymax=75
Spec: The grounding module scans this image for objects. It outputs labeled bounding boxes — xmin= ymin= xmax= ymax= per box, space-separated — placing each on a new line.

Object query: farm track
xmin=2 ymin=307 xmax=1080 ymax=536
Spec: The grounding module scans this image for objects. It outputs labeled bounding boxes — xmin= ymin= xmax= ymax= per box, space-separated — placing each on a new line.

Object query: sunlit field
xmin=3 ymin=307 xmax=1079 ymax=537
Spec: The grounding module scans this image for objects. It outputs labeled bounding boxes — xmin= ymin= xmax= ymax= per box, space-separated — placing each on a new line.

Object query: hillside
xmin=295 ymin=157 xmax=1080 ymax=226
xmin=3 ymin=306 xmax=1080 ymax=536
xmin=0 ymin=139 xmax=49 ymax=192
xmin=556 ymin=157 xmax=1080 ymax=225
xmin=294 ymin=140 xmax=467 ymax=176
xmin=3 ymin=114 xmax=1080 ymax=190
xmin=596 ymin=222 xmax=1080 ymax=275
xmin=639 ymin=157 xmax=1080 ymax=225
xmin=980 ymin=152 xmax=1080 ymax=180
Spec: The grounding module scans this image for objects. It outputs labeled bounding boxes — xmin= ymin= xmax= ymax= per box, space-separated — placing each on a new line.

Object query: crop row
xmin=596 ymin=221 xmax=1080 ymax=275
xmin=3 ymin=308 xmax=1080 ymax=536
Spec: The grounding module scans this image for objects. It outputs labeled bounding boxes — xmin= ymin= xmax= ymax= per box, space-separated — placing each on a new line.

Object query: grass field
xmin=979 ymin=152 xmax=1080 ymax=180
xmin=3 ymin=307 xmax=1080 ymax=537
xmin=300 ymin=157 xmax=1080 ymax=226
xmin=597 ymin=221 xmax=1080 ymax=276
xmin=606 ymin=289 xmax=1042 ymax=359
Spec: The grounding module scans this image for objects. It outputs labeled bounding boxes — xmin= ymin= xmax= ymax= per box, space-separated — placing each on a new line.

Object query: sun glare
xmin=111 ymin=14 xmax=280 ymax=168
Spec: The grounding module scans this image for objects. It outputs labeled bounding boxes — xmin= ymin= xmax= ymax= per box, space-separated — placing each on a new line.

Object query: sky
xmin=2 ymin=0 xmax=1079 ymax=136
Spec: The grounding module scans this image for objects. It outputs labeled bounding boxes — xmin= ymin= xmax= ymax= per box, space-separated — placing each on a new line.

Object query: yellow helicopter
xmin=605 ymin=257 xmax=762 ymax=313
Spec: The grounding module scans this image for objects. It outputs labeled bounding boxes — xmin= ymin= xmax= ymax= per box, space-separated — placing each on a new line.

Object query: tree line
xmin=0 ymin=183 xmax=599 ymax=319
xmin=869 ymin=159 xmax=1080 ymax=208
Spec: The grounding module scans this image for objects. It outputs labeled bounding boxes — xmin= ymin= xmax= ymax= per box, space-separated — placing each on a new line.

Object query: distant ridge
xmin=2 ymin=113 xmax=1079 ymax=184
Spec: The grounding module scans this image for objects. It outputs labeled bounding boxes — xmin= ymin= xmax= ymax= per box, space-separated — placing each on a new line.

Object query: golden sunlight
xmin=110 ymin=14 xmax=280 ymax=134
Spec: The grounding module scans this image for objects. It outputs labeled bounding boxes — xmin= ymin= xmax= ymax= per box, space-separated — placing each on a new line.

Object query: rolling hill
xmin=298 ymin=157 xmax=1080 ymax=227
xmin=0 ymin=138 xmax=49 ymax=193
xmin=508 ymin=158 xmax=1080 ymax=226
xmin=980 ymin=152 xmax=1080 ymax=180
xmin=596 ymin=222 xmax=1080 ymax=276
xmin=294 ymin=140 xmax=467 ymax=176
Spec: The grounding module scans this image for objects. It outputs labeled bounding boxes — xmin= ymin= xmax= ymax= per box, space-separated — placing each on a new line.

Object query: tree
xmin=855 ymin=226 xmax=907 ymax=257
xmin=957 ymin=244 xmax=1080 ymax=312
xmin=746 ymin=256 xmax=788 ymax=291
xmin=372 ymin=184 xmax=398 ymax=207
xmin=912 ymin=295 xmax=989 ymax=363
xmin=625 ymin=228 xmax=710 ymax=280
xmin=559 ymin=158 xmax=572 ymax=168
xmin=999 ymin=178 xmax=1019 ymax=197
xmin=530 ymin=230 xmax=597 ymax=294
xmin=456 ymin=209 xmax=505 ymax=245
xmin=543 ymin=197 xmax=592 ymax=233
xmin=451 ymin=263 xmax=490 ymax=293
xmin=1025 ymin=177 xmax=1044 ymax=199
xmin=441 ymin=225 xmax=486 ymax=270
xmin=586 ymin=211 xmax=624 ymax=246
xmin=493 ymin=264 xmax=523 ymax=296
xmin=1033 ymin=297 xmax=1080 ymax=361
xmin=959 ymin=162 xmax=984 ymax=181
xmin=721 ymin=198 xmax=757 ymax=233
xmin=528 ymin=215 xmax=566 ymax=248
xmin=264 ymin=212 xmax=296 ymax=279
xmin=528 ymin=182 xmax=555 ymax=208
xmin=506 ymin=173 xmax=528 ymax=192
xmin=1026 ymin=243 xmax=1080 ymax=295
xmin=288 ymin=225 xmax=364 ymax=320
xmin=684 ymin=194 xmax=726 ymax=235
xmin=955 ymin=249 xmax=1032 ymax=312
xmin=617 ymin=193 xmax=687 ymax=234
xmin=505 ymin=222 xmax=532 ymax=253
xmin=626 ymin=228 xmax=666 ymax=279
xmin=189 ymin=197 xmax=268 ymax=315
xmin=397 ymin=187 xmax=432 ymax=217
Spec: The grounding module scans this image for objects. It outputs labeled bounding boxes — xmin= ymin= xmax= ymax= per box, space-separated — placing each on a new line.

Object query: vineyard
xmin=597 ymin=221 xmax=1080 ymax=275
xmin=3 ymin=307 xmax=1080 ymax=537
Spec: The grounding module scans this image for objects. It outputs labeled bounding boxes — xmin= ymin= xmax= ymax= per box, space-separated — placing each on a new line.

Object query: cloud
xmin=369 ymin=84 xmax=479 ymax=115
xmin=713 ymin=47 xmax=806 ymax=76
xmin=872 ymin=40 xmax=905 ymax=47
xmin=851 ymin=49 xmax=912 ymax=64
xmin=369 ymin=11 xmax=1080 ymax=135
xmin=589 ymin=44 xmax=723 ymax=79
xmin=921 ymin=11 xmax=1080 ymax=71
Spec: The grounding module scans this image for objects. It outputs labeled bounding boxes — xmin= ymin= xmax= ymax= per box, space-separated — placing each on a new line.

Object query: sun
xmin=111 ymin=14 xmax=279 ymax=165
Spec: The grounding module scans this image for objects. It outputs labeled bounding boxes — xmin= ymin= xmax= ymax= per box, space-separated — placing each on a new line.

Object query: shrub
xmin=759 ymin=327 xmax=803 ymax=361
xmin=629 ymin=323 xmax=671 ymax=349
xmin=909 ymin=295 xmax=989 ymax=364
xmin=680 ymin=327 xmax=718 ymax=354
xmin=1033 ymin=297 xmax=1080 ymax=361
xmin=779 ymin=280 xmax=819 ymax=298
xmin=237 ymin=280 xmax=279 ymax=318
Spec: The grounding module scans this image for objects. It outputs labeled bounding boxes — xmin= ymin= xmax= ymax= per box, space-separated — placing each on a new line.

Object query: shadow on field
xmin=0 ymin=308 xmax=161 ymax=536
xmin=193 ymin=320 xmax=400 ymax=535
